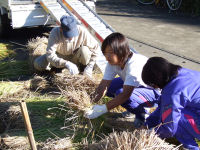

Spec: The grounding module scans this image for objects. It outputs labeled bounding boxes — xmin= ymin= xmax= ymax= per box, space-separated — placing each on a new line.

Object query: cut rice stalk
xmin=63 ymin=88 xmax=93 ymax=112
xmin=87 ymin=129 xmax=181 ymax=150
xmin=27 ymin=36 xmax=48 ymax=71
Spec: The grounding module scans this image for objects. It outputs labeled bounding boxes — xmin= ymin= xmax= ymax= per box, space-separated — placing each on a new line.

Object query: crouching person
xmin=34 ymin=15 xmax=100 ymax=77
xmin=142 ymin=57 xmax=200 ymax=150
xmin=84 ymin=32 xmax=160 ymax=128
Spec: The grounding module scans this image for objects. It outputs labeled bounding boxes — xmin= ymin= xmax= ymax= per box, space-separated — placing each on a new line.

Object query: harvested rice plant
xmin=0 ymin=38 xmax=185 ymax=150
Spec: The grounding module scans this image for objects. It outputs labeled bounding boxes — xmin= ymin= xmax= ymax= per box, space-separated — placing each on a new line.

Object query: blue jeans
xmin=106 ymin=77 xmax=160 ymax=121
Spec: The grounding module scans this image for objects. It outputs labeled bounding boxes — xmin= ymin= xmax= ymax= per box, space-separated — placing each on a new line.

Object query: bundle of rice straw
xmin=30 ymin=75 xmax=49 ymax=92
xmin=1 ymin=136 xmax=29 ymax=150
xmin=87 ymin=129 xmax=181 ymax=150
xmin=52 ymin=69 xmax=100 ymax=114
xmin=38 ymin=137 xmax=73 ymax=150
xmin=63 ymin=88 xmax=93 ymax=112
xmin=27 ymin=36 xmax=48 ymax=71
xmin=53 ymin=69 xmax=99 ymax=96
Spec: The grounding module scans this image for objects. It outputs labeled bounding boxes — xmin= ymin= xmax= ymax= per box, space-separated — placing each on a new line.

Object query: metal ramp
xmin=39 ymin=0 xmax=114 ymax=42
xmin=61 ymin=0 xmax=114 ymax=43
xmin=39 ymin=0 xmax=70 ymax=25
xmin=39 ymin=0 xmax=136 ymax=73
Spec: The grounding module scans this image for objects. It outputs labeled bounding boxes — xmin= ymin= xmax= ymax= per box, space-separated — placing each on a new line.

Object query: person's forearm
xmin=46 ymin=43 xmax=66 ymax=68
xmin=47 ymin=53 xmax=67 ymax=68
xmin=93 ymin=86 xmax=107 ymax=103
xmin=87 ymin=59 xmax=95 ymax=68
xmin=106 ymin=92 xmax=131 ymax=110
xmin=92 ymin=79 xmax=111 ymax=103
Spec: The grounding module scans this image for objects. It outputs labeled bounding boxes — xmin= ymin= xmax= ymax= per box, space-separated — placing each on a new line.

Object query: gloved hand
xmin=84 ymin=104 xmax=108 ymax=119
xmin=83 ymin=65 xmax=93 ymax=78
xmin=65 ymin=61 xmax=79 ymax=75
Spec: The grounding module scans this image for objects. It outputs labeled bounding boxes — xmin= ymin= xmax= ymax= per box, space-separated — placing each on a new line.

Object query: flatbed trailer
xmin=0 ymin=0 xmax=95 ymax=37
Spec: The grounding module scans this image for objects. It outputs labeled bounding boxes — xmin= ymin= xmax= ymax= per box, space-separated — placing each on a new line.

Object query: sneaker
xmin=121 ymin=111 xmax=135 ymax=119
xmin=133 ymin=118 xmax=144 ymax=128
xmin=141 ymin=112 xmax=149 ymax=120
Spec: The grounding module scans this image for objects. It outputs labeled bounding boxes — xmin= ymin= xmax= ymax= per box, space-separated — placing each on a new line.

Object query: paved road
xmin=96 ymin=0 xmax=200 ymax=71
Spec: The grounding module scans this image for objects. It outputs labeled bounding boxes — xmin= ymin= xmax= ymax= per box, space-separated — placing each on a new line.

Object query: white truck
xmin=0 ymin=0 xmax=96 ymax=37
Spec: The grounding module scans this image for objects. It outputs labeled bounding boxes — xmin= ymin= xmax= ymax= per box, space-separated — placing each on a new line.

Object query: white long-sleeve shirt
xmin=103 ymin=53 xmax=148 ymax=87
xmin=46 ymin=25 xmax=99 ymax=68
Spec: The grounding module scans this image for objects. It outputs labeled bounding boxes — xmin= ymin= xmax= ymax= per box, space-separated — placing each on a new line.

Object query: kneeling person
xmin=34 ymin=15 xmax=100 ymax=77
xmin=84 ymin=32 xmax=160 ymax=128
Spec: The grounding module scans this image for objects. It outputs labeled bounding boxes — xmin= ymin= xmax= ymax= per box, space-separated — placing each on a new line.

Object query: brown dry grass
xmin=0 ymin=136 xmax=29 ymax=150
xmin=38 ymin=137 xmax=73 ymax=150
xmin=30 ymin=75 xmax=49 ymax=92
xmin=53 ymin=69 xmax=99 ymax=95
xmin=86 ymin=129 xmax=181 ymax=150
xmin=0 ymin=103 xmax=28 ymax=150
xmin=52 ymin=69 xmax=99 ymax=112
xmin=27 ymin=37 xmax=48 ymax=71
xmin=0 ymin=103 xmax=23 ymax=134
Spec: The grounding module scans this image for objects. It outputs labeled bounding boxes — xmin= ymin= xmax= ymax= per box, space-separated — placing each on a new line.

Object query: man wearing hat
xmin=34 ymin=15 xmax=100 ymax=77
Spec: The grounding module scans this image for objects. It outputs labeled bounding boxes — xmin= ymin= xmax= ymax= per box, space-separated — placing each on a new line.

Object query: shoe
xmin=121 ymin=111 xmax=135 ymax=119
xmin=141 ymin=112 xmax=149 ymax=120
xmin=133 ymin=118 xmax=144 ymax=128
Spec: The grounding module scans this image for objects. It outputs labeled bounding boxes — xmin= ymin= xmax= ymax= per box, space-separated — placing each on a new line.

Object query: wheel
xmin=137 ymin=0 xmax=155 ymax=5
xmin=166 ymin=0 xmax=182 ymax=11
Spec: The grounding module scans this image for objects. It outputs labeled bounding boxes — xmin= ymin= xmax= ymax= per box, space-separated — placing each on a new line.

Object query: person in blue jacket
xmin=142 ymin=56 xmax=200 ymax=150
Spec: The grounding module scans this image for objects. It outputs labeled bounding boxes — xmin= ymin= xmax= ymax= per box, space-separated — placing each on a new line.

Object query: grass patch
xmin=0 ymin=60 xmax=31 ymax=80
xmin=0 ymin=42 xmax=31 ymax=80
xmin=25 ymin=97 xmax=112 ymax=144
xmin=0 ymin=81 xmax=28 ymax=96
xmin=24 ymin=97 xmax=71 ymax=142
xmin=72 ymin=115 xmax=111 ymax=144
xmin=0 ymin=43 xmax=16 ymax=60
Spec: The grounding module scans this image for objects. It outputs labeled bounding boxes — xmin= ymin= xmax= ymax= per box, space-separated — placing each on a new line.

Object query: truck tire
xmin=0 ymin=14 xmax=10 ymax=38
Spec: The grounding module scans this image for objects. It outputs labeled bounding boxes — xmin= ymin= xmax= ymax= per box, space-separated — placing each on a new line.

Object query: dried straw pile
xmin=0 ymin=103 xmax=24 ymax=133
xmin=52 ymin=69 xmax=99 ymax=111
xmin=30 ymin=75 xmax=49 ymax=92
xmin=38 ymin=137 xmax=73 ymax=150
xmin=87 ymin=130 xmax=181 ymax=150
xmin=64 ymin=88 xmax=93 ymax=111
xmin=53 ymin=69 xmax=99 ymax=95
xmin=0 ymin=103 xmax=28 ymax=150
xmin=27 ymin=36 xmax=48 ymax=71
xmin=0 ymin=136 xmax=29 ymax=150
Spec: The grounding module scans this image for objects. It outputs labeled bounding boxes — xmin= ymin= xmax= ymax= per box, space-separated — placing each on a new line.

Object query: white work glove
xmin=65 ymin=61 xmax=79 ymax=75
xmin=83 ymin=65 xmax=93 ymax=78
xmin=84 ymin=104 xmax=108 ymax=119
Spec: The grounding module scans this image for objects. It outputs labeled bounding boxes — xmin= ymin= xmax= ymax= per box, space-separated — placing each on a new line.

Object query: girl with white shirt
xmin=85 ymin=32 xmax=160 ymax=128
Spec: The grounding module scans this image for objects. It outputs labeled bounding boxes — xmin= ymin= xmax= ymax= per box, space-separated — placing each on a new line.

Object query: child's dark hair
xmin=142 ymin=57 xmax=181 ymax=89
xmin=101 ymin=32 xmax=132 ymax=64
